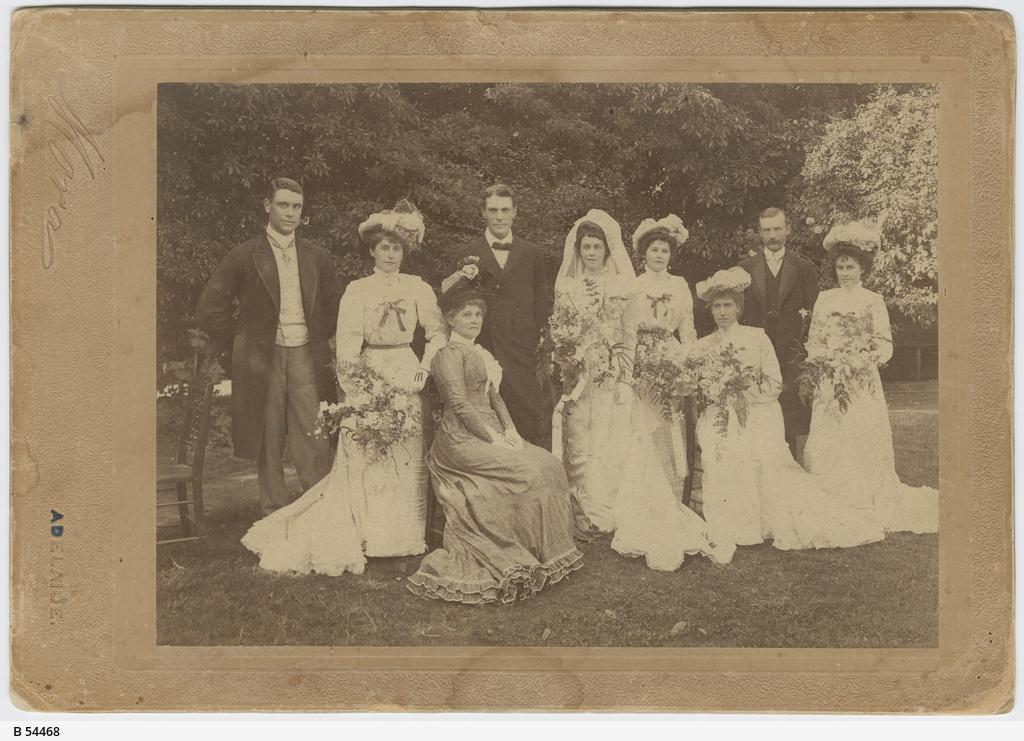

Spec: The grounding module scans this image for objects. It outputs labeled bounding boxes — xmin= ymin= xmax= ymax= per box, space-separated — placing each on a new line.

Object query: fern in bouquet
xmin=683 ymin=342 xmax=761 ymax=437
xmin=542 ymin=278 xmax=631 ymax=396
xmin=798 ymin=310 xmax=885 ymax=414
xmin=315 ymin=357 xmax=421 ymax=461
xmin=632 ymin=326 xmax=690 ymax=418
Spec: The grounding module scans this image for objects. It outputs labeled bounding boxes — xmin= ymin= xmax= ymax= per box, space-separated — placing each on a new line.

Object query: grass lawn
xmin=157 ymin=382 xmax=937 ymax=646
xmin=157 ymin=401 xmax=939 ymax=648
xmin=158 ymin=528 xmax=937 ymax=648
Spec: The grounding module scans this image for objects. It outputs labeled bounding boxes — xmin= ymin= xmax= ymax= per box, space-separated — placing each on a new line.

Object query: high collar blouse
xmin=336 ymin=271 xmax=447 ymax=372
xmin=630 ymin=269 xmax=697 ymax=345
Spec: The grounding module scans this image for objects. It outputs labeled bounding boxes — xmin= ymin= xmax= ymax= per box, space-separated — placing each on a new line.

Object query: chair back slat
xmin=175 ymin=376 xmax=215 ymax=473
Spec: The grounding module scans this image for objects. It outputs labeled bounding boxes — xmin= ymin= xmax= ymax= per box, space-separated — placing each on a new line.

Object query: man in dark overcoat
xmin=738 ymin=207 xmax=820 ymax=455
xmin=195 ymin=178 xmax=343 ymax=514
xmin=454 ymin=183 xmax=553 ymax=449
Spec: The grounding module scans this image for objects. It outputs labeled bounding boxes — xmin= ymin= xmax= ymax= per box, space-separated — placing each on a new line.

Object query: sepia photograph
xmin=10 ymin=6 xmax=1012 ymax=713
xmin=155 ymin=81 xmax=939 ymax=648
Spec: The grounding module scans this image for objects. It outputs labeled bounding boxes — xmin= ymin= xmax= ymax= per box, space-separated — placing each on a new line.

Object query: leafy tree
xmin=796 ymin=85 xmax=938 ymax=328
xmin=158 ymin=81 xmax=923 ymax=384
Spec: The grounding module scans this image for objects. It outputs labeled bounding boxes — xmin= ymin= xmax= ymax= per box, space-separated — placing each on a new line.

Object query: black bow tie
xmin=491 ymin=242 xmax=512 ymax=251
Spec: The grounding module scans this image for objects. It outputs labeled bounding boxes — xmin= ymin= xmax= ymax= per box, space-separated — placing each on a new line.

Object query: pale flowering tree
xmin=800 ymin=86 xmax=938 ymax=328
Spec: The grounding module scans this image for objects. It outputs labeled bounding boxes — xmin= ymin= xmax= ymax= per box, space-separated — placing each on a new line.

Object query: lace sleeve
xmin=755 ymin=330 xmax=784 ymax=401
xmin=336 ymin=282 xmax=365 ymax=368
xmin=431 ymin=348 xmax=496 ymax=442
xmin=416 ymin=280 xmax=447 ymax=373
xmin=675 ymin=278 xmax=698 ymax=346
xmin=870 ymin=292 xmax=895 ymax=365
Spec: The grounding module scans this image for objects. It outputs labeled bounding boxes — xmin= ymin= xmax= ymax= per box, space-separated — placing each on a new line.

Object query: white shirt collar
xmin=642 ymin=267 xmax=670 ymax=281
xmin=840 ymin=280 xmax=865 ymax=292
xmin=763 ymin=246 xmax=786 ymax=263
xmin=266 ymin=225 xmax=296 ymax=250
xmin=449 ymin=331 xmax=476 ymax=346
xmin=486 ymin=229 xmax=513 ymax=247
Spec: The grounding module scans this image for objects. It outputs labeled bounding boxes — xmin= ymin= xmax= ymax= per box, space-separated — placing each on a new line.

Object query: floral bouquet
xmin=315 ymin=357 xmax=421 ymax=461
xmin=798 ymin=310 xmax=884 ymax=413
xmin=631 ymin=326 xmax=690 ymax=417
xmin=683 ymin=342 xmax=761 ymax=437
xmin=543 ymin=278 xmax=631 ymax=396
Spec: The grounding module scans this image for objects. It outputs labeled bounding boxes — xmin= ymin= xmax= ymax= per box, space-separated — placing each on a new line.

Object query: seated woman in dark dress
xmin=406 ymin=276 xmax=584 ymax=604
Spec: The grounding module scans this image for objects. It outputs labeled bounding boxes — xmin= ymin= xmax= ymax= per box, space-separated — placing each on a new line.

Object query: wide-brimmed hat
xmin=822 ymin=219 xmax=881 ymax=254
xmin=357 ymin=199 xmax=426 ymax=249
xmin=631 ymin=214 xmax=689 ymax=253
xmin=696 ymin=266 xmax=752 ymax=302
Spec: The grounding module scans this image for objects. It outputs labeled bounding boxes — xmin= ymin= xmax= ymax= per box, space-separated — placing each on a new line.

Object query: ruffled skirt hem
xmin=406 ymin=547 xmax=584 ymax=605
xmin=241 ymin=530 xmax=367 ymax=577
xmin=610 ymin=540 xmax=735 ymax=571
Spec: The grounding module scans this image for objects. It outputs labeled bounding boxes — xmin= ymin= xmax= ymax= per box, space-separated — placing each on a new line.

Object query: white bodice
xmin=336 ymin=270 xmax=446 ymax=371
xmin=630 ymin=270 xmax=697 ymax=345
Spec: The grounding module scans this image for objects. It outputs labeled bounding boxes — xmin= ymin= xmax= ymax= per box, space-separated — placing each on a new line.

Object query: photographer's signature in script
xmin=41 ymin=80 xmax=105 ymax=269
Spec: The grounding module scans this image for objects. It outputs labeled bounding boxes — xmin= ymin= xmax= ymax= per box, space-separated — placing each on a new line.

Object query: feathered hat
xmin=357 ymin=199 xmax=426 ymax=250
xmin=631 ymin=214 xmax=689 ymax=254
xmin=438 ymin=259 xmax=498 ymax=314
xmin=822 ymin=219 xmax=881 ymax=254
xmin=696 ymin=266 xmax=753 ymax=303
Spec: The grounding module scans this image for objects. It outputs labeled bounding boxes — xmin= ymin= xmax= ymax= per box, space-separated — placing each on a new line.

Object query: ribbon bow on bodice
xmin=378 ymin=299 xmax=408 ymax=331
xmin=647 ymin=293 xmax=673 ymax=320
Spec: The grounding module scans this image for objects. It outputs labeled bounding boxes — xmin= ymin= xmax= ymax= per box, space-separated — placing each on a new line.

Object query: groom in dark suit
xmin=455 ymin=183 xmax=553 ymax=449
xmin=195 ymin=178 xmax=344 ymax=515
xmin=739 ymin=207 xmax=820 ymax=455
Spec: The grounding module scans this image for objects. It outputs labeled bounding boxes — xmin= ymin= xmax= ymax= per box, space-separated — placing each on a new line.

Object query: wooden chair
xmin=424 ymin=480 xmax=445 ymax=549
xmin=157 ymin=374 xmax=215 ymax=545
xmin=422 ymin=378 xmax=446 ymax=549
xmin=688 ymin=448 xmax=705 ymax=516
xmin=681 ymin=398 xmax=698 ymax=506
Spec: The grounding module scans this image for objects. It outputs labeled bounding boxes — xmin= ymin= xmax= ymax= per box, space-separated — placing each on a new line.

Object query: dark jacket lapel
xmin=748 ymin=254 xmax=768 ymax=309
xmin=500 ymin=235 xmax=526 ymax=278
xmin=295 ymin=238 xmax=319 ymax=321
xmin=777 ymin=253 xmax=798 ymax=306
xmin=253 ymin=236 xmax=280 ymax=311
xmin=470 ymin=235 xmax=503 ymax=280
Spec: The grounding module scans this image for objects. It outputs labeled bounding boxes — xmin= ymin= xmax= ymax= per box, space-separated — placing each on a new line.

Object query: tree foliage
xmin=158 ymin=81 xmax=935 ymax=380
xmin=798 ymin=85 xmax=938 ymax=328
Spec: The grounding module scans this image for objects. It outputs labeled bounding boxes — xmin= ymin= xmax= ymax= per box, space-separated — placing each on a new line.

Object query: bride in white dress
xmin=552 ymin=209 xmax=635 ymax=532
xmin=610 ymin=215 xmax=729 ymax=570
xmin=802 ymin=221 xmax=938 ymax=537
xmin=241 ymin=205 xmax=446 ymax=575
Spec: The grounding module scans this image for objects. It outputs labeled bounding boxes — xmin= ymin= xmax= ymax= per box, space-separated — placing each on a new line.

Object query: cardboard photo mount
xmin=8 ymin=8 xmax=1015 ymax=712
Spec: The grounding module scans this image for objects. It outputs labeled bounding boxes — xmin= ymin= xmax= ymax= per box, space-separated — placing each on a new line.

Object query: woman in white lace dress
xmin=241 ymin=204 xmax=446 ymax=574
xmin=610 ymin=215 xmax=727 ymax=570
xmin=552 ymin=210 xmax=635 ymax=533
xmin=802 ymin=221 xmax=938 ymax=537
xmin=693 ymin=267 xmax=881 ymax=560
